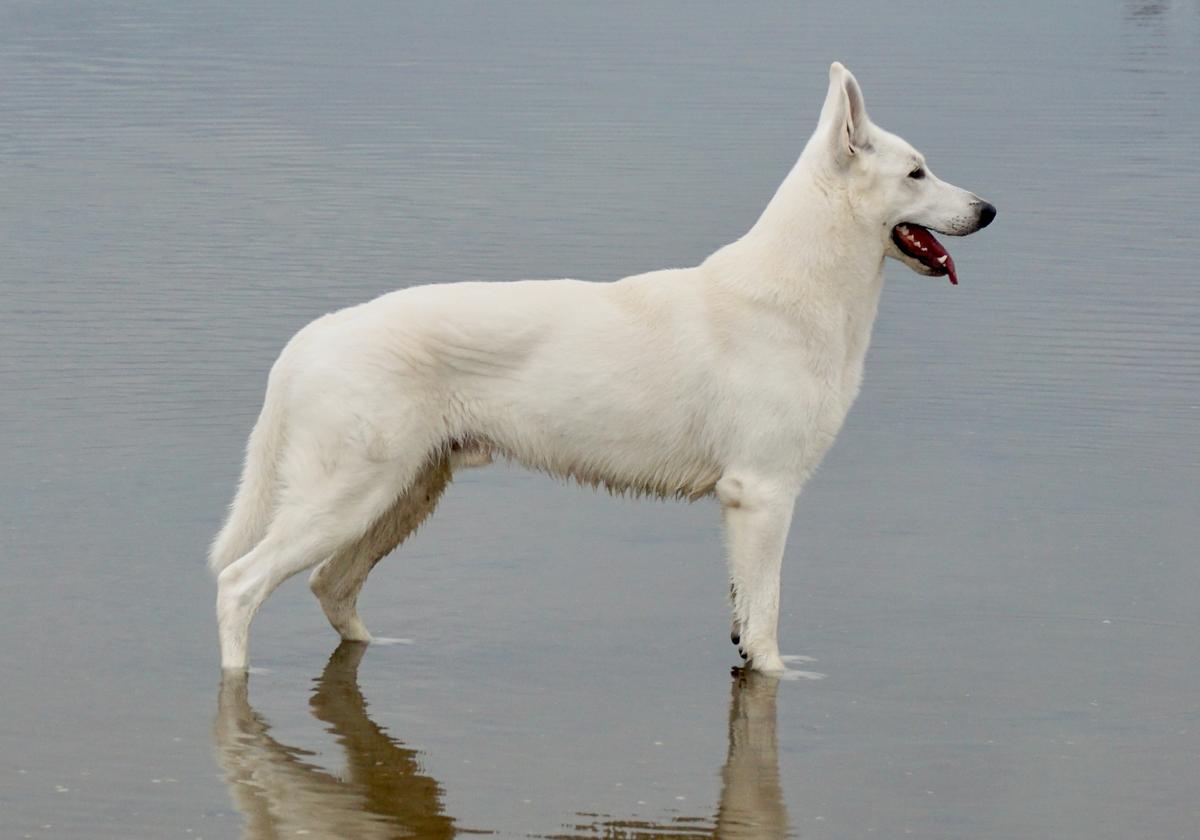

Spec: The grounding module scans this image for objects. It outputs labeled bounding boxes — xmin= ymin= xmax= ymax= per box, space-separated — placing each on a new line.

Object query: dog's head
xmin=810 ymin=62 xmax=995 ymax=284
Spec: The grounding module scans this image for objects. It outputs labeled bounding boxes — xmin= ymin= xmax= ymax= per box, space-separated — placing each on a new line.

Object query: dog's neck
xmin=704 ymin=156 xmax=886 ymax=317
xmin=700 ymin=155 xmax=888 ymax=398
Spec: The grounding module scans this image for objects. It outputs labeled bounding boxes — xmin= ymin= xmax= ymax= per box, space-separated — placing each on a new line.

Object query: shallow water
xmin=2 ymin=1 xmax=1198 ymax=838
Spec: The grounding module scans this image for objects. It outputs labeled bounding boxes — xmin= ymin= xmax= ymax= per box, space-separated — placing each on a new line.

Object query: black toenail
xmin=731 ymin=633 xmax=740 ymax=645
xmin=739 ymin=650 xmax=748 ymax=660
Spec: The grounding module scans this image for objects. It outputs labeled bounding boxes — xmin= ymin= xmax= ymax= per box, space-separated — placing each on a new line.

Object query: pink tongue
xmin=902 ymin=225 xmax=958 ymax=286
xmin=945 ymin=256 xmax=958 ymax=286
xmin=941 ymin=250 xmax=958 ymax=286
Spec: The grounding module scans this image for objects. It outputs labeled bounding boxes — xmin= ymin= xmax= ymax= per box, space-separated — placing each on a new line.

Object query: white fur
xmin=210 ymin=62 xmax=993 ymax=673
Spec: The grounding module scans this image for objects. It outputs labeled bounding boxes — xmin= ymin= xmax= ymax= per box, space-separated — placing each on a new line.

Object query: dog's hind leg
xmin=308 ymin=457 xmax=453 ymax=642
xmin=717 ymin=473 xmax=796 ymax=674
xmin=216 ymin=455 xmax=422 ymax=671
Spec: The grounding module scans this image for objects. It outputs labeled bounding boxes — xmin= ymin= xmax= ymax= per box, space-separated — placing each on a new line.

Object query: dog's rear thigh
xmin=216 ymin=461 xmax=416 ymax=670
xmin=308 ymin=458 xmax=453 ymax=641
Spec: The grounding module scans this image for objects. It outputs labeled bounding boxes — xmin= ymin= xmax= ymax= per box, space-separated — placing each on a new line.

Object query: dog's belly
xmin=505 ymin=436 xmax=722 ymax=501
xmin=457 ymin=365 xmax=725 ymax=500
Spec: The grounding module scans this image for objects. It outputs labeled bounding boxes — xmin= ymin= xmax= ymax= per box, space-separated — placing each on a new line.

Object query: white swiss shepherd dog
xmin=211 ymin=62 xmax=995 ymax=674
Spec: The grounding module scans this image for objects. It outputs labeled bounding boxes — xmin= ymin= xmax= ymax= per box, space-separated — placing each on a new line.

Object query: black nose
xmin=977 ymin=201 xmax=997 ymax=229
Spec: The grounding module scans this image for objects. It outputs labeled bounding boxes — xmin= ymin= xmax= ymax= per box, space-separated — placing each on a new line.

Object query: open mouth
xmin=892 ymin=223 xmax=958 ymax=285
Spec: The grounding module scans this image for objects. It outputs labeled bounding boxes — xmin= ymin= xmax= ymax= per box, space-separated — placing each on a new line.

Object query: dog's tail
xmin=208 ymin=370 xmax=287 ymax=575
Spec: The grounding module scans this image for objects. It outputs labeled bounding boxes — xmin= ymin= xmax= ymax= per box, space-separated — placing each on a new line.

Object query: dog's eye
xmin=908 ymin=167 xmax=926 ymax=180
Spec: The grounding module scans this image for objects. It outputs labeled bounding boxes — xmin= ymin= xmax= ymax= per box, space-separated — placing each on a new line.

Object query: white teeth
xmin=937 ymin=255 xmax=948 ymax=264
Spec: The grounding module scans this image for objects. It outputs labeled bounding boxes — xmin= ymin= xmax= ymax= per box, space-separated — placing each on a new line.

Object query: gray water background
xmin=2 ymin=1 xmax=1198 ymax=837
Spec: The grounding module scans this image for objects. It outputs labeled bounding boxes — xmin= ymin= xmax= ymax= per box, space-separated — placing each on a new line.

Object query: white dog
xmin=210 ymin=62 xmax=995 ymax=673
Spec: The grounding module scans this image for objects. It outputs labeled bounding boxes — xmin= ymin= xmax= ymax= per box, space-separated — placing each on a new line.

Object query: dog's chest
xmin=782 ymin=280 xmax=885 ymax=455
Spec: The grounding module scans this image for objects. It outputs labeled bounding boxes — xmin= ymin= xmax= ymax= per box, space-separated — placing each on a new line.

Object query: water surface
xmin=2 ymin=2 xmax=1198 ymax=838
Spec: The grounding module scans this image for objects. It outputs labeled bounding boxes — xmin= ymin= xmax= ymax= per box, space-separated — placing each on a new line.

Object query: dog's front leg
xmin=717 ymin=474 xmax=796 ymax=674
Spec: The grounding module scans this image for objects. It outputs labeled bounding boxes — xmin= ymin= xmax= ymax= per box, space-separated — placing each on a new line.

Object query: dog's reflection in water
xmin=215 ymin=643 xmax=453 ymax=839
xmin=214 ymin=645 xmax=790 ymax=839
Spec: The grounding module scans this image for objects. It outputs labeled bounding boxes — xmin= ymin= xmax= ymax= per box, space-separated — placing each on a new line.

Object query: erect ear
xmin=817 ymin=61 xmax=872 ymax=166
